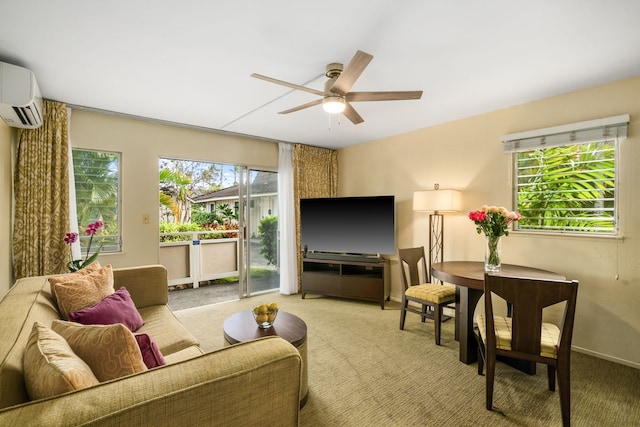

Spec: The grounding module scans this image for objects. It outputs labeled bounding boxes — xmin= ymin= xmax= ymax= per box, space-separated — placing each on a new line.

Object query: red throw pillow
xmin=68 ymin=287 xmax=144 ymax=332
xmin=134 ymin=333 xmax=166 ymax=369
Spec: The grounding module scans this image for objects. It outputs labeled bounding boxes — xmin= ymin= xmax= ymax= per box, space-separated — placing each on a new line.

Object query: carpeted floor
xmin=174 ymin=293 xmax=640 ymax=427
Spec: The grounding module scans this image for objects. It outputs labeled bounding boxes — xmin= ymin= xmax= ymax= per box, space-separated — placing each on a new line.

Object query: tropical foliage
xmin=191 ymin=203 xmax=238 ymax=227
xmin=72 ymin=149 xmax=119 ymax=252
xmin=159 ymin=221 xmax=203 ymax=242
xmin=160 ymin=202 xmax=240 ymax=243
xmin=159 ymin=159 xmax=245 ymax=242
xmin=515 ymin=142 xmax=615 ymax=233
xmin=159 ymin=159 xmax=223 ymax=224
xmin=159 ymin=168 xmax=194 ymax=224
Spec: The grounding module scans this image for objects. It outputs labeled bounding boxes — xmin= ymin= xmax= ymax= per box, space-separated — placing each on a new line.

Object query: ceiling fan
xmin=250 ymin=50 xmax=423 ymax=125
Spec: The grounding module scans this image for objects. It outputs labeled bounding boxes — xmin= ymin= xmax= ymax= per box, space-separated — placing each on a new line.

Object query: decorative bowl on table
xmin=252 ymin=303 xmax=279 ymax=329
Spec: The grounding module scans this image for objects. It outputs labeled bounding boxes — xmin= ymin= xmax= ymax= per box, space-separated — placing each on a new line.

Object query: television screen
xmin=300 ymin=195 xmax=395 ymax=256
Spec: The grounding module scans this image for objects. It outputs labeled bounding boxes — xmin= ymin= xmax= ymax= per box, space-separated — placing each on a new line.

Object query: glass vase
xmin=485 ymin=235 xmax=502 ymax=272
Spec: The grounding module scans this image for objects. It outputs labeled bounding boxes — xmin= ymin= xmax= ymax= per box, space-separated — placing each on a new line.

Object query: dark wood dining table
xmin=431 ymin=261 xmax=566 ymax=365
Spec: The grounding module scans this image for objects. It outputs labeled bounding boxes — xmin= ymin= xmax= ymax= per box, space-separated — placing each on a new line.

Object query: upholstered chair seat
xmin=405 ymin=283 xmax=456 ymax=304
xmin=476 ymin=314 xmax=561 ymax=359
xmin=398 ymin=247 xmax=456 ymax=345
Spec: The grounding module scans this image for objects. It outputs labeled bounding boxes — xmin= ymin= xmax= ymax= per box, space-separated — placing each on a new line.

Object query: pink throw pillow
xmin=68 ymin=287 xmax=144 ymax=332
xmin=134 ymin=333 xmax=166 ymax=369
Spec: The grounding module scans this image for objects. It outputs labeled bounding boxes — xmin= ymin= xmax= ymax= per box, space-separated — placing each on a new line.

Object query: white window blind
xmin=502 ymin=114 xmax=629 ymax=153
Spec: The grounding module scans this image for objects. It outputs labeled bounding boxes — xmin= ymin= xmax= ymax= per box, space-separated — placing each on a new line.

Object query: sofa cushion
xmin=136 ymin=305 xmax=200 ymax=356
xmin=48 ymin=261 xmax=102 ymax=305
xmin=68 ymin=287 xmax=144 ymax=332
xmin=134 ymin=333 xmax=167 ymax=368
xmin=162 ymin=345 xmax=204 ymax=365
xmin=23 ymin=322 xmax=99 ymax=400
xmin=51 ymin=320 xmax=148 ymax=382
xmin=51 ymin=264 xmax=115 ymax=320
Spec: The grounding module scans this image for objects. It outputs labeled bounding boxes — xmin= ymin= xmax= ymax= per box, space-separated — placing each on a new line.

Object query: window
xmin=72 ymin=149 xmax=121 ymax=252
xmin=503 ymin=115 xmax=628 ymax=235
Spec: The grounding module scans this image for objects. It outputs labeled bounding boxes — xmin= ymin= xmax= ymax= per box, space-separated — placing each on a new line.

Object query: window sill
xmin=511 ymin=230 xmax=624 ymax=242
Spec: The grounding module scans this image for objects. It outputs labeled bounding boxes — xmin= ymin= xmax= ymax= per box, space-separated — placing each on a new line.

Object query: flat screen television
xmin=300 ymin=195 xmax=395 ymax=257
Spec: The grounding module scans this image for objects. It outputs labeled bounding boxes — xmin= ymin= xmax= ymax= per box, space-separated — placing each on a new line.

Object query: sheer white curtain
xmin=67 ymin=107 xmax=81 ymax=261
xmin=278 ymin=143 xmax=298 ymax=294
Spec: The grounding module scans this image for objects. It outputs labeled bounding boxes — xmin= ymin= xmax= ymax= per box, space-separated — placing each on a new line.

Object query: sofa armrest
xmin=112 ymin=265 xmax=169 ymax=308
xmin=0 ymin=337 xmax=302 ymax=427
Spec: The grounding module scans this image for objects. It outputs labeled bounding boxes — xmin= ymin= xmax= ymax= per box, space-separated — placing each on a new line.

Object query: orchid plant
xmin=64 ymin=221 xmax=105 ymax=272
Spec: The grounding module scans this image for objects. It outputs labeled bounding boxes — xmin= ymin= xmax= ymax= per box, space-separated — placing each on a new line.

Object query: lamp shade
xmin=413 ymin=189 xmax=461 ymax=212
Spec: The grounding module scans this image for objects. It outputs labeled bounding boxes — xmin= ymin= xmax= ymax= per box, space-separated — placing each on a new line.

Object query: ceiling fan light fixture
xmin=251 ymin=50 xmax=421 ymax=124
xmin=322 ymin=96 xmax=346 ymax=114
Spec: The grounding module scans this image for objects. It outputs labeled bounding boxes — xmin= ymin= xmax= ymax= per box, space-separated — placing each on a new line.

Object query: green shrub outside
xmin=258 ymin=216 xmax=278 ymax=266
xmin=191 ymin=210 xmax=222 ymax=227
xmin=160 ymin=221 xmax=230 ymax=243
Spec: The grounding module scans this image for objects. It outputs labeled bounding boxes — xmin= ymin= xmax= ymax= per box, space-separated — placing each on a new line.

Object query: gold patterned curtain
xmin=13 ymin=100 xmax=70 ymax=279
xmin=292 ymin=144 xmax=338 ymax=290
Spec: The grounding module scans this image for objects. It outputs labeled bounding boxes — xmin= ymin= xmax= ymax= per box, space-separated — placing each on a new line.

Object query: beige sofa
xmin=0 ymin=265 xmax=302 ymax=426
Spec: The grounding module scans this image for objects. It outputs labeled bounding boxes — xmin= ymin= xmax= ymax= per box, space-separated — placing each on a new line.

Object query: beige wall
xmin=0 ymin=121 xmax=12 ymax=295
xmin=1 ymin=76 xmax=638 ymax=367
xmin=338 ymin=75 xmax=640 ymax=368
xmin=68 ymin=110 xmax=278 ymax=272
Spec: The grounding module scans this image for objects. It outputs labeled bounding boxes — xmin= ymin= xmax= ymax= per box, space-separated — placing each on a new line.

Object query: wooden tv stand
xmin=301 ymin=256 xmax=390 ymax=309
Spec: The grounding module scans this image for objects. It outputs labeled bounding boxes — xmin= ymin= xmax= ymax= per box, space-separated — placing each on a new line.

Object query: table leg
xmin=454 ymin=289 xmax=460 ymax=342
xmin=456 ymin=286 xmax=483 ymax=364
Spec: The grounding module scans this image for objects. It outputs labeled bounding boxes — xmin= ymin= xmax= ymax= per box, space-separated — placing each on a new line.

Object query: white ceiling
xmin=2 ymin=1 xmax=640 ymax=149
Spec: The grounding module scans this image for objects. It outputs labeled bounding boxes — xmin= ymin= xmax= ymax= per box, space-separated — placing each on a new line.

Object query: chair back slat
xmin=398 ymin=247 xmax=429 ymax=288
xmin=484 ymin=273 xmax=579 ymax=357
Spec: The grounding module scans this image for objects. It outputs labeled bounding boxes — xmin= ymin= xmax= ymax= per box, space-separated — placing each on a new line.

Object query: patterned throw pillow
xmin=51 ymin=264 xmax=115 ymax=320
xmin=48 ymin=261 xmax=102 ymax=305
xmin=68 ymin=287 xmax=144 ymax=332
xmin=51 ymin=320 xmax=148 ymax=382
xmin=23 ymin=322 xmax=99 ymax=400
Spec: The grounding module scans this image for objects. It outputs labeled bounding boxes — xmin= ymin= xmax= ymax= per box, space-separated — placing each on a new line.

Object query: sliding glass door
xmin=241 ymin=169 xmax=279 ymax=296
xmin=159 ymin=159 xmax=278 ymax=307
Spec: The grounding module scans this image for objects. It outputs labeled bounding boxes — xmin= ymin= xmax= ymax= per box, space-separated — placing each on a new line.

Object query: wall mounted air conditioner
xmin=0 ymin=61 xmax=43 ymax=128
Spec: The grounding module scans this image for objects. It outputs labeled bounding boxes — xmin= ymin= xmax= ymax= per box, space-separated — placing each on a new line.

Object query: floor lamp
xmin=412 ymin=186 xmax=462 ymax=281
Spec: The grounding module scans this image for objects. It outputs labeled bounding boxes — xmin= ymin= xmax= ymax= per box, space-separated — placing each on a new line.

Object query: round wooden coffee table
xmin=223 ymin=310 xmax=308 ymax=407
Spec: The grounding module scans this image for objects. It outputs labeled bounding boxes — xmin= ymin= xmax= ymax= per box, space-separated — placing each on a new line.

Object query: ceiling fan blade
xmin=330 ymin=50 xmax=373 ymax=96
xmin=278 ymin=99 xmax=323 ymax=114
xmin=342 ymin=102 xmax=364 ymax=125
xmin=251 ymin=73 xmax=324 ymax=97
xmin=347 ymin=91 xmax=423 ymax=102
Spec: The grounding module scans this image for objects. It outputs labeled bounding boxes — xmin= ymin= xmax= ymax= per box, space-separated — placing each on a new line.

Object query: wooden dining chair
xmin=398 ymin=247 xmax=456 ymax=345
xmin=475 ymin=273 xmax=579 ymax=426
